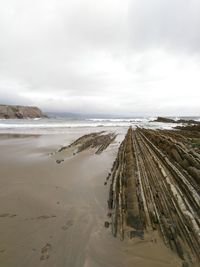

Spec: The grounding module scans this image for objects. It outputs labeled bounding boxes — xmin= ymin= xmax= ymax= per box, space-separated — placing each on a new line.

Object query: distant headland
xmin=0 ymin=104 xmax=47 ymax=119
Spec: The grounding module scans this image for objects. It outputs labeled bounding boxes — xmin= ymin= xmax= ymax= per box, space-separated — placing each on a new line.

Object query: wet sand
xmin=0 ymin=132 xmax=181 ymax=267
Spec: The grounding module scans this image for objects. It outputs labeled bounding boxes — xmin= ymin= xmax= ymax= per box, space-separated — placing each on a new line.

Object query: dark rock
xmin=181 ymin=158 xmax=190 ymax=168
xmin=129 ymin=230 xmax=144 ymax=238
xmin=187 ymin=167 xmax=200 ymax=183
xmin=175 ymin=125 xmax=200 ymax=131
xmin=56 ymin=159 xmax=64 ymax=164
xmin=153 ymin=117 xmax=200 ymax=125
xmin=182 ymin=261 xmax=189 ymax=267
xmin=177 ymin=119 xmax=199 ymax=124
xmin=104 ymin=221 xmax=110 ymax=228
xmin=153 ymin=117 xmax=176 ymax=123
xmin=171 ymin=148 xmax=182 ymax=163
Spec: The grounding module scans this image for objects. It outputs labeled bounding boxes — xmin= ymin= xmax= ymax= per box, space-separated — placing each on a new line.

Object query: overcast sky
xmin=0 ymin=0 xmax=200 ymax=116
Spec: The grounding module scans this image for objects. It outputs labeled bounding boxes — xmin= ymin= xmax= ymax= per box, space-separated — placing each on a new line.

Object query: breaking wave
xmin=0 ymin=116 xmax=199 ymax=134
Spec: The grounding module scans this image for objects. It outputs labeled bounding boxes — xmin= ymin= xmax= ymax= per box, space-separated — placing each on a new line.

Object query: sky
xmin=0 ymin=0 xmax=200 ymax=116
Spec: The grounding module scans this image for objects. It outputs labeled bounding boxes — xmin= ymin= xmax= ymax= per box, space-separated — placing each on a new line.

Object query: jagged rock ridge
xmin=53 ymin=131 xmax=117 ymax=163
xmin=107 ymin=127 xmax=200 ymax=266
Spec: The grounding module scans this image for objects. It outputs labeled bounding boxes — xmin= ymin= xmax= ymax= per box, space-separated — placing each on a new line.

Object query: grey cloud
xmin=0 ymin=0 xmax=200 ymax=115
xmin=128 ymin=0 xmax=200 ymax=53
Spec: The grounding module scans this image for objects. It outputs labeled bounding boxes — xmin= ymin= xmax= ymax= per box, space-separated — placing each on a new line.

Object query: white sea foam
xmin=88 ymin=118 xmax=138 ymax=122
xmin=87 ymin=118 xmax=150 ymax=122
xmin=0 ymin=116 xmax=199 ymax=135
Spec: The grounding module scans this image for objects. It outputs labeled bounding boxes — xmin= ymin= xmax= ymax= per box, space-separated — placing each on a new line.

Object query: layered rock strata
xmin=107 ymin=127 xmax=200 ymax=266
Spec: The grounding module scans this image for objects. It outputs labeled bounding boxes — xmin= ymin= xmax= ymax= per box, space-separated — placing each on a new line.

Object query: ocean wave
xmin=0 ymin=117 xmax=199 ymax=134
xmin=0 ymin=122 xmax=133 ymax=128
xmin=87 ymin=118 xmax=150 ymax=122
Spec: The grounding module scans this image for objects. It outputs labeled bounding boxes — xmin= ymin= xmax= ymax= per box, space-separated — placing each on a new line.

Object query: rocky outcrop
xmin=175 ymin=125 xmax=200 ymax=131
xmin=154 ymin=117 xmax=175 ymax=123
xmin=154 ymin=117 xmax=200 ymax=124
xmin=0 ymin=104 xmax=47 ymax=119
xmin=53 ymin=131 xmax=117 ymax=163
xmin=106 ymin=127 xmax=200 ymax=266
xmin=177 ymin=119 xmax=200 ymax=124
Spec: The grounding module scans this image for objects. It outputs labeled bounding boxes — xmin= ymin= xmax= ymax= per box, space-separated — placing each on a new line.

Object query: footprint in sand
xmin=29 ymin=215 xmax=56 ymax=220
xmin=0 ymin=213 xmax=17 ymax=218
xmin=36 ymin=215 xmax=56 ymax=220
xmin=61 ymin=219 xmax=74 ymax=231
xmin=40 ymin=243 xmax=52 ymax=261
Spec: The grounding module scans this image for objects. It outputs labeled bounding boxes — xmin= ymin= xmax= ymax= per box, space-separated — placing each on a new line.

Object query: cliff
xmin=0 ymin=104 xmax=47 ymax=119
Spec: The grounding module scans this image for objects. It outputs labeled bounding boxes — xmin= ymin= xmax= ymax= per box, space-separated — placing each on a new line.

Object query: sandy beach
xmin=1 ymin=0 xmax=200 ymax=264
xmin=0 ymin=131 xmax=183 ymax=267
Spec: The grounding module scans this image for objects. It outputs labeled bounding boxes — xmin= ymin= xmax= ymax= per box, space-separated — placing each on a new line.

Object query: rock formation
xmin=153 ymin=117 xmax=199 ymax=124
xmin=154 ymin=117 xmax=176 ymax=123
xmin=53 ymin=131 xmax=117 ymax=163
xmin=0 ymin=104 xmax=47 ymax=119
xmin=106 ymin=127 xmax=200 ymax=266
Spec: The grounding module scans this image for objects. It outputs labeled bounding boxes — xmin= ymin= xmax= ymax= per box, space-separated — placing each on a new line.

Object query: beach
xmin=0 ymin=129 xmax=182 ymax=267
xmin=1 ymin=0 xmax=200 ymax=264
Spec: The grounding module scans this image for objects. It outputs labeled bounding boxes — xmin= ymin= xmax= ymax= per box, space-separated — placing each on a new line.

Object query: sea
xmin=0 ymin=114 xmax=199 ymax=135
